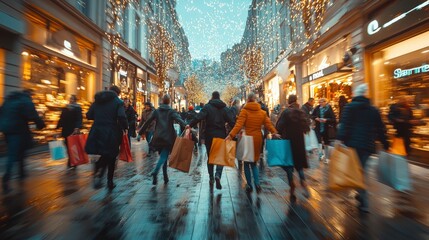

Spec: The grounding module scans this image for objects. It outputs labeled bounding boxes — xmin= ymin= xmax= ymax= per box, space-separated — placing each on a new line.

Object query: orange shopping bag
xmin=208 ymin=138 xmax=236 ymax=168
xmin=390 ymin=137 xmax=406 ymax=156
xmin=169 ymin=130 xmax=194 ymax=173
xmin=67 ymin=134 xmax=89 ymax=166
xmin=119 ymin=134 xmax=133 ymax=162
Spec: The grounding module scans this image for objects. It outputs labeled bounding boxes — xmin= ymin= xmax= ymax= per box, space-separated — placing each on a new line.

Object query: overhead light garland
xmin=241 ymin=45 xmax=264 ymax=86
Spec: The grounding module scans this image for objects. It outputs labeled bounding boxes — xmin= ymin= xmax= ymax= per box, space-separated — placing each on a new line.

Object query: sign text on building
xmin=394 ymin=64 xmax=429 ymax=78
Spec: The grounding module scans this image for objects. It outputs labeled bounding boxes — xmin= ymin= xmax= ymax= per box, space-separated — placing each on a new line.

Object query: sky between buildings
xmin=176 ymin=0 xmax=251 ymax=61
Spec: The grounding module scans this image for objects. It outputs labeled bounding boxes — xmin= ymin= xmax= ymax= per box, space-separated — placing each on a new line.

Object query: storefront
xmin=134 ymin=67 xmax=147 ymax=116
xmin=148 ymin=71 xmax=160 ymax=108
xmin=364 ymin=0 xmax=429 ymax=162
xmin=264 ymin=74 xmax=280 ymax=111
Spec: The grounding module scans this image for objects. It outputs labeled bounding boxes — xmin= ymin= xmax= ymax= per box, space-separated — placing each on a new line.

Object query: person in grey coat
xmin=138 ymin=95 xmax=187 ymax=185
xmin=85 ymin=86 xmax=128 ymax=190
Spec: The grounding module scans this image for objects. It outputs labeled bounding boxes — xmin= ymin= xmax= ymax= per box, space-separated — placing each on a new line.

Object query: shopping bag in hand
xmin=119 ymin=134 xmax=133 ymax=162
xmin=208 ymin=138 xmax=236 ymax=168
xmin=304 ymin=129 xmax=319 ymax=151
xmin=169 ymin=129 xmax=194 ymax=173
xmin=49 ymin=140 xmax=68 ymax=160
xmin=328 ymin=144 xmax=365 ymax=191
xmin=236 ymin=133 xmax=254 ymax=162
xmin=377 ymin=151 xmax=411 ymax=192
xmin=266 ymin=139 xmax=293 ymax=167
xmin=390 ymin=137 xmax=406 ymax=156
xmin=67 ymin=134 xmax=89 ymax=166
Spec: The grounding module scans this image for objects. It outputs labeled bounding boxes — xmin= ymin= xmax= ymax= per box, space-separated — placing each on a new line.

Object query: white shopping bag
xmin=304 ymin=129 xmax=319 ymax=151
xmin=236 ymin=133 xmax=254 ymax=162
xmin=378 ymin=151 xmax=412 ymax=192
xmin=173 ymin=123 xmax=181 ymax=135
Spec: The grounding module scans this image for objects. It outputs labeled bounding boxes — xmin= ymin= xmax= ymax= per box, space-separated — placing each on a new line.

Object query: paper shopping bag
xmin=328 ymin=144 xmax=365 ymax=191
xmin=266 ymin=139 xmax=293 ymax=167
xmin=119 ymin=134 xmax=133 ymax=162
xmin=49 ymin=140 xmax=68 ymax=160
xmin=208 ymin=138 xmax=236 ymax=168
xmin=390 ymin=137 xmax=406 ymax=156
xmin=377 ymin=151 xmax=412 ymax=192
xmin=67 ymin=134 xmax=89 ymax=166
xmin=304 ymin=129 xmax=319 ymax=151
xmin=169 ymin=130 xmax=194 ymax=173
xmin=236 ymin=134 xmax=254 ymax=162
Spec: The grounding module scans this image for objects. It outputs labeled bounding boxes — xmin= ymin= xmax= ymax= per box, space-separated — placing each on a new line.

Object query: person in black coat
xmin=188 ymin=91 xmax=235 ymax=190
xmin=311 ymin=98 xmax=336 ymax=161
xmin=56 ymin=95 xmax=83 ymax=169
xmin=276 ymin=95 xmax=311 ymax=201
xmin=337 ymin=84 xmax=389 ymax=213
xmin=85 ymin=86 xmax=128 ymax=190
xmin=0 ymin=89 xmax=45 ymax=193
xmin=124 ymin=98 xmax=137 ymax=143
xmin=139 ymin=94 xmax=186 ymax=185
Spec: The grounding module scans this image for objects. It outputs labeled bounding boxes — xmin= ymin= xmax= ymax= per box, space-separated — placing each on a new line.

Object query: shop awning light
xmin=21 ymin=51 xmax=29 ymax=56
xmin=422 ymin=50 xmax=429 ymax=54
xmin=41 ymin=79 xmax=51 ymax=85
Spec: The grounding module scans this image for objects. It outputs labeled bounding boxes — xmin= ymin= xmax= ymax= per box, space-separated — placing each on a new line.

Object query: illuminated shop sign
xmin=393 ymin=64 xmax=429 ymax=78
xmin=310 ymin=70 xmax=324 ymax=81
xmin=303 ymin=64 xmax=342 ymax=83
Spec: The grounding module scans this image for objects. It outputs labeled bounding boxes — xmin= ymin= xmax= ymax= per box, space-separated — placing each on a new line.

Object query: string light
xmin=184 ymin=74 xmax=206 ymax=104
xmin=242 ymin=45 xmax=264 ymax=86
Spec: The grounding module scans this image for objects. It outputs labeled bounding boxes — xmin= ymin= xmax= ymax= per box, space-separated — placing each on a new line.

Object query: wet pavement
xmin=1 ymin=140 xmax=429 ymax=240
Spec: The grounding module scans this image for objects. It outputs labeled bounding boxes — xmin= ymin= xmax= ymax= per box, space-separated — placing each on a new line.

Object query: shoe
xmin=245 ymin=185 xmax=253 ymax=193
xmin=164 ymin=175 xmax=169 ymax=184
xmin=152 ymin=173 xmax=157 ymax=185
xmin=107 ymin=180 xmax=116 ymax=190
xmin=255 ymin=185 xmax=262 ymax=194
xmin=290 ymin=194 xmax=297 ymax=203
xmin=358 ymin=205 xmax=370 ymax=213
xmin=355 ymin=194 xmax=362 ymax=202
xmin=215 ymin=176 xmax=222 ymax=190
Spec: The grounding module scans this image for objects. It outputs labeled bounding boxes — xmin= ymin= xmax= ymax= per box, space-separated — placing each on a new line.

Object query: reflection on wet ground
xmin=0 ymin=140 xmax=429 ymax=239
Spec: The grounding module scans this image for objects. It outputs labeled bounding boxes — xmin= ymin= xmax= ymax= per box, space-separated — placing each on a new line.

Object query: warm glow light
xmin=422 ymin=49 xmax=429 ymax=54
xmin=21 ymin=51 xmax=29 ymax=56
xmin=384 ymin=61 xmax=390 ymax=65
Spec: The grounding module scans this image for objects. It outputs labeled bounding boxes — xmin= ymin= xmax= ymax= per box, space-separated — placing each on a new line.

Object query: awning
xmin=302 ymin=63 xmax=352 ymax=84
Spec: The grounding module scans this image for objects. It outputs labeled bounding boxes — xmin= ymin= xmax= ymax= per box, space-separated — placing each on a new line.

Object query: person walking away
xmin=301 ymin=98 xmax=315 ymax=117
xmin=311 ymin=98 xmax=336 ymax=163
xmin=56 ymin=95 xmax=82 ymax=170
xmin=226 ymin=93 xmax=279 ymax=193
xmin=338 ymin=95 xmax=347 ymax=122
xmin=188 ymin=91 xmax=235 ymax=190
xmin=228 ymin=98 xmax=242 ymax=170
xmin=388 ymin=95 xmax=421 ymax=155
xmin=258 ymin=99 xmax=270 ymax=169
xmin=85 ymin=86 xmax=128 ymax=190
xmin=124 ymin=98 xmax=137 ymax=144
xmin=186 ymin=105 xmax=199 ymax=152
xmin=337 ymin=84 xmax=389 ymax=212
xmin=276 ymin=95 xmax=311 ymax=201
xmin=0 ymin=89 xmax=45 ymax=193
xmin=138 ymin=95 xmax=187 ymax=185
xmin=138 ymin=102 xmax=155 ymax=156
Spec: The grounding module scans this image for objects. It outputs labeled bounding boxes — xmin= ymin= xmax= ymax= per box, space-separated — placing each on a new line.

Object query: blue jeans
xmin=244 ymin=162 xmax=260 ymax=186
xmin=355 ymin=149 xmax=371 ymax=208
xmin=153 ymin=148 xmax=169 ymax=176
xmin=281 ymin=166 xmax=305 ymax=186
xmin=146 ymin=131 xmax=154 ymax=143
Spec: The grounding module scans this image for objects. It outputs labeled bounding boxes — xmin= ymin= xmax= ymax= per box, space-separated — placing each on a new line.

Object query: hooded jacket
xmin=337 ymin=96 xmax=389 ymax=153
xmin=0 ymin=91 xmax=45 ymax=135
xmin=189 ymin=99 xmax=235 ymax=139
xmin=139 ymin=104 xmax=186 ymax=151
xmin=85 ymin=90 xmax=128 ymax=156
xmin=57 ymin=103 xmax=82 ymax=138
xmin=138 ymin=106 xmax=155 ymax=132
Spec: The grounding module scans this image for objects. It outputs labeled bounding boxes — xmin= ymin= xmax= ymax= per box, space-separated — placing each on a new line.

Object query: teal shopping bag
xmin=266 ymin=139 xmax=293 ymax=167
xmin=49 ymin=140 xmax=67 ymax=160
xmin=377 ymin=151 xmax=412 ymax=192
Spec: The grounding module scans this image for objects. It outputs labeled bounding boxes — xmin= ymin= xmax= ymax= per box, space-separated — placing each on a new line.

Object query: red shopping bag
xmin=119 ymin=134 xmax=133 ymax=162
xmin=67 ymin=134 xmax=89 ymax=166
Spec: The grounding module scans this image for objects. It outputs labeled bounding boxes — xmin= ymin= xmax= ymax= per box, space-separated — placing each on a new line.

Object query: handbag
xmin=67 ymin=134 xmax=89 ymax=166
xmin=390 ymin=137 xmax=406 ymax=156
xmin=119 ymin=134 xmax=133 ymax=162
xmin=266 ymin=139 xmax=293 ymax=167
xmin=328 ymin=144 xmax=365 ymax=191
xmin=208 ymin=138 xmax=236 ymax=168
xmin=236 ymin=132 xmax=254 ymax=162
xmin=169 ymin=129 xmax=194 ymax=173
xmin=49 ymin=140 xmax=67 ymax=160
xmin=304 ymin=129 xmax=319 ymax=151
xmin=377 ymin=151 xmax=412 ymax=192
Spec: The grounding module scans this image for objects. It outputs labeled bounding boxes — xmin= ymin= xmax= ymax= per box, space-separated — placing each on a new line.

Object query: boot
xmin=163 ymin=174 xmax=169 ymax=184
xmin=255 ymin=185 xmax=262 ymax=194
xmin=215 ymin=176 xmax=222 ymax=190
xmin=290 ymin=182 xmax=297 ymax=202
xmin=152 ymin=173 xmax=157 ymax=185
xmin=107 ymin=180 xmax=116 ymax=190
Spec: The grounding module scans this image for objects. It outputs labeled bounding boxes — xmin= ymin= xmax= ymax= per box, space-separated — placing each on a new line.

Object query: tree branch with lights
xmin=221 ymin=84 xmax=240 ymax=104
xmin=184 ymin=75 xmax=206 ymax=105
xmin=241 ymin=45 xmax=264 ymax=87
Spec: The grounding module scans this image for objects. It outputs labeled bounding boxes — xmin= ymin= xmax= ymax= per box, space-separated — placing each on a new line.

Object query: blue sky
xmin=176 ymin=0 xmax=251 ymax=60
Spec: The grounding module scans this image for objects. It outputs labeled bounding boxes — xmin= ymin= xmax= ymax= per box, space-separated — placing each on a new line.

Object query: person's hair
xmin=353 ymin=83 xmax=368 ymax=97
xmin=247 ymin=92 xmax=257 ymax=102
xmin=144 ymin=102 xmax=152 ymax=106
xmin=288 ymin=95 xmax=298 ymax=104
xmin=162 ymin=94 xmax=171 ymax=104
xmin=308 ymin=97 xmax=314 ymax=102
xmin=23 ymin=88 xmax=35 ymax=96
xmin=70 ymin=95 xmax=77 ymax=101
xmin=212 ymin=91 xmax=220 ymax=99
xmin=109 ymin=85 xmax=121 ymax=95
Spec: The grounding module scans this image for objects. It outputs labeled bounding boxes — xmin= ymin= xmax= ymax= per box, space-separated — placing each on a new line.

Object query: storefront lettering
xmin=393 ymin=64 xmax=429 ymax=78
xmin=310 ymin=70 xmax=324 ymax=81
xmin=367 ymin=20 xmax=381 ymax=35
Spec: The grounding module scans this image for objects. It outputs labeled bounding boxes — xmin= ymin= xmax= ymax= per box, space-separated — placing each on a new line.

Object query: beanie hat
xmin=353 ymin=83 xmax=368 ymax=97
xmin=188 ymin=105 xmax=194 ymax=111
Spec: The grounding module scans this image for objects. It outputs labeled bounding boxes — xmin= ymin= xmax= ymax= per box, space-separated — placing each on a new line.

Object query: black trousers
xmin=94 ymin=155 xmax=117 ymax=181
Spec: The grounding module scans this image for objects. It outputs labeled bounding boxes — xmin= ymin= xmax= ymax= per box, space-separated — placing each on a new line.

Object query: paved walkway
xmin=0 ymin=140 xmax=428 ymax=240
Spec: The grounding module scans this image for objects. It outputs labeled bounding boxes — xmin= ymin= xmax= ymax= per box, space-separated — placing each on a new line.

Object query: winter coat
xmin=0 ymin=91 xmax=45 ymax=136
xmin=138 ymin=107 xmax=155 ymax=132
xmin=138 ymin=104 xmax=186 ymax=151
xmin=337 ymin=96 xmax=389 ymax=153
xmin=189 ymin=99 xmax=235 ymax=139
xmin=125 ymin=105 xmax=137 ymax=137
xmin=186 ymin=110 xmax=197 ymax=124
xmin=311 ymin=104 xmax=336 ymax=137
xmin=276 ymin=103 xmax=310 ymax=170
xmin=57 ymin=104 xmax=82 ymax=138
xmin=388 ymin=103 xmax=413 ymax=137
xmin=85 ymin=91 xmax=128 ymax=156
xmin=301 ymin=102 xmax=313 ymax=116
xmin=229 ymin=102 xmax=277 ymax=162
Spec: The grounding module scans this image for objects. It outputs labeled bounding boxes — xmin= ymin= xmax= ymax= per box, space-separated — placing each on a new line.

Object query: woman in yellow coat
xmin=226 ymin=93 xmax=280 ymax=193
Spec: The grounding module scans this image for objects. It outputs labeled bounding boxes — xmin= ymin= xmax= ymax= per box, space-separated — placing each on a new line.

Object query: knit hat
xmin=353 ymin=83 xmax=368 ymax=97
xmin=188 ymin=105 xmax=194 ymax=111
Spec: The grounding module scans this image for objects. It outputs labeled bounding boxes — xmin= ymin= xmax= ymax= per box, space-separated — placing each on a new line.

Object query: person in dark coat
xmin=186 ymin=105 xmax=197 ymax=124
xmin=197 ymin=102 xmax=206 ymax=146
xmin=301 ymin=97 xmax=315 ymax=117
xmin=188 ymin=91 xmax=235 ymax=190
xmin=124 ymin=98 xmax=137 ymax=143
xmin=56 ymin=95 xmax=82 ymax=169
xmin=85 ymin=86 xmax=128 ymax=190
xmin=337 ymin=84 xmax=389 ymax=213
xmin=137 ymin=102 xmax=155 ymax=154
xmin=276 ymin=95 xmax=311 ymax=202
xmin=138 ymin=94 xmax=187 ymax=185
xmin=0 ymin=89 xmax=45 ymax=193
xmin=338 ymin=95 xmax=347 ymax=122
xmin=311 ymin=98 xmax=336 ymax=162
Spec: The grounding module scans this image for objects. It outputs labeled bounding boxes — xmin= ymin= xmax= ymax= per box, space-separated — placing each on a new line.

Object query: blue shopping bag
xmin=49 ymin=140 xmax=67 ymax=160
xmin=266 ymin=139 xmax=293 ymax=167
xmin=377 ymin=151 xmax=412 ymax=192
